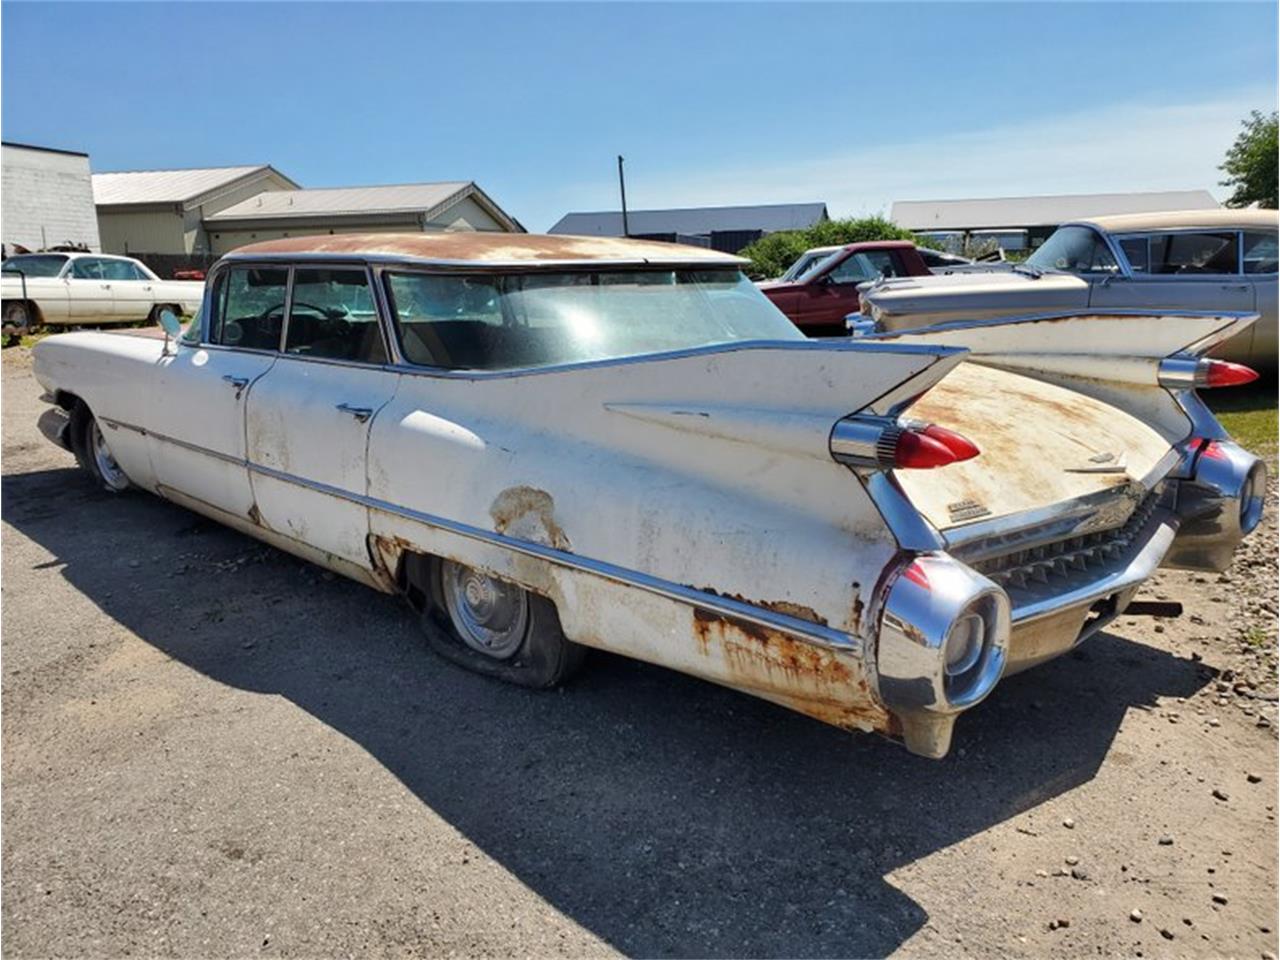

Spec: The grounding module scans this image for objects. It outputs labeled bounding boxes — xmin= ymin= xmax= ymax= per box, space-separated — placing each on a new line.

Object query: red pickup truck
xmin=758 ymin=240 xmax=931 ymax=336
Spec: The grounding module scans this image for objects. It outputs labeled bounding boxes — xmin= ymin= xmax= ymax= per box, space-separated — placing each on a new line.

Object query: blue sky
xmin=3 ymin=2 xmax=1276 ymax=230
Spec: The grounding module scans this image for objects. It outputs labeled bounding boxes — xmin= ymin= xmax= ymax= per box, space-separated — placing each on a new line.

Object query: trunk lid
xmin=893 ymin=361 xmax=1172 ymax=532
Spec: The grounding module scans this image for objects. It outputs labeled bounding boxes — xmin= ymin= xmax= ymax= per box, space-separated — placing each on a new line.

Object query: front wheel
xmin=2 ymin=301 xmax=32 ymax=344
xmin=70 ymin=404 xmax=131 ymax=493
xmin=409 ymin=555 xmax=585 ymax=688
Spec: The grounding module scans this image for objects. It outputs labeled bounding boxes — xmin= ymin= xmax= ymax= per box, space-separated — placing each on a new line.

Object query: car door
xmin=147 ymin=264 xmax=286 ymax=521
xmin=105 ymin=259 xmax=157 ymax=320
xmin=244 ymin=265 xmax=398 ymax=568
xmin=794 ymin=250 xmax=902 ymax=335
xmin=1094 ymin=230 xmax=1254 ymax=314
xmin=66 ymin=257 xmax=116 ymax=320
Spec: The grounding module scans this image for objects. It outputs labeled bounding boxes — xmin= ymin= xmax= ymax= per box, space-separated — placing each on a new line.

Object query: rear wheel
xmin=70 ymin=403 xmax=131 ymax=493
xmin=408 ymin=554 xmax=585 ymax=688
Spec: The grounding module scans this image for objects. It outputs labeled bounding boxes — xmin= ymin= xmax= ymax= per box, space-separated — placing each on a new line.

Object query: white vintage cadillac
xmin=31 ymin=233 xmax=1267 ymax=757
xmin=2 ymin=252 xmax=204 ymax=339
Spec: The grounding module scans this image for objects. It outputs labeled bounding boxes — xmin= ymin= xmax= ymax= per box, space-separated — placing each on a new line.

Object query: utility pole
xmin=617 ymin=155 xmax=630 ymax=237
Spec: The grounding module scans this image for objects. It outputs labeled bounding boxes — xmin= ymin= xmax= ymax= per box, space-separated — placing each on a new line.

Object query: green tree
xmin=1220 ymin=110 xmax=1278 ymax=209
xmin=739 ymin=216 xmax=924 ymax=280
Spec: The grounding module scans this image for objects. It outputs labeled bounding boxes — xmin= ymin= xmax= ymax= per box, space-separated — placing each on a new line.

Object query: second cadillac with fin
xmin=31 ymin=233 xmax=1266 ymax=757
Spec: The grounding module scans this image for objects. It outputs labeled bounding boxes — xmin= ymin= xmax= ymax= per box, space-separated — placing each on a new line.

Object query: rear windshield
xmin=384 ymin=269 xmax=802 ymax=371
xmin=2 ymin=255 xmax=68 ymax=278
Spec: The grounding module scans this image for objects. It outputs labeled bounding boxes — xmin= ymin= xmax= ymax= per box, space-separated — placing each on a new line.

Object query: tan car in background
xmin=857 ymin=209 xmax=1278 ymax=367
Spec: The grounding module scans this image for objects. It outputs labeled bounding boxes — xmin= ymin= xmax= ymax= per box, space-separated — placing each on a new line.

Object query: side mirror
xmin=159 ymin=308 xmax=182 ymax=356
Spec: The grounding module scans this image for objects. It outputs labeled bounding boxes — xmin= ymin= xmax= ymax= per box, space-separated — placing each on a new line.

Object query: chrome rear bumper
xmin=872 ymin=440 xmax=1264 ymax=757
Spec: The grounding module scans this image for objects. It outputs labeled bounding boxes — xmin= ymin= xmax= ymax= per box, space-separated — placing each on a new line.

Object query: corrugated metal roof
xmin=892 ymin=191 xmax=1220 ymax=231
xmin=548 ymin=202 xmax=829 ymax=237
xmin=206 ymin=181 xmax=473 ymax=221
xmin=93 ymin=165 xmax=288 ymax=206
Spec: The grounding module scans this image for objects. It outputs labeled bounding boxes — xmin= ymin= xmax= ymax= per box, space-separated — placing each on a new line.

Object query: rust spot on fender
xmin=489 ymin=486 xmax=570 ymax=551
xmin=693 ymin=587 xmax=829 ymax=627
xmin=690 ymin=608 xmax=890 ymax=734
xmin=246 ymin=503 xmax=262 ymax=526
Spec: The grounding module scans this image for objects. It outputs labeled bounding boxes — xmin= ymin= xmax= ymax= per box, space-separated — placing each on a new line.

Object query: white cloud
xmin=548 ymin=88 xmax=1273 ymax=226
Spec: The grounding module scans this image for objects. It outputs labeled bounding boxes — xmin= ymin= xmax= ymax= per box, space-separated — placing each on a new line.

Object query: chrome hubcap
xmin=91 ymin=422 xmax=128 ymax=490
xmin=440 ymin=560 xmax=528 ymax=659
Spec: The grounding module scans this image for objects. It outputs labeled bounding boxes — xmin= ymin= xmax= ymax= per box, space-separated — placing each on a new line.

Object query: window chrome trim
xmin=110 ymin=416 xmax=861 ymax=653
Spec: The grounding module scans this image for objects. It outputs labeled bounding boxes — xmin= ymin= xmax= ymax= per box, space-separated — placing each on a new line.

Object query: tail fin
xmin=868 ymin=310 xmax=1258 ymax=444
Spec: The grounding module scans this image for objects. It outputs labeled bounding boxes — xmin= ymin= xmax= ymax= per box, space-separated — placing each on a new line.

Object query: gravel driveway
xmin=2 ymin=344 xmax=1276 ymax=959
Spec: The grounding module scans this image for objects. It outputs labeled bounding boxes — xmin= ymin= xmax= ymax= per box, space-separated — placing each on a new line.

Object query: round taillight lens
xmin=944 ymin=612 xmax=985 ymax=676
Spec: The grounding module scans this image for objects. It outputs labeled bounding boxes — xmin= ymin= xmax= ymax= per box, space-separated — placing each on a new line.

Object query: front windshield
xmin=781 ymin=250 xmax=836 ymax=282
xmin=2 ymin=254 xmax=69 ymax=278
xmin=1025 ymin=225 xmax=1119 ymax=274
xmin=386 ymin=269 xmax=803 ymax=371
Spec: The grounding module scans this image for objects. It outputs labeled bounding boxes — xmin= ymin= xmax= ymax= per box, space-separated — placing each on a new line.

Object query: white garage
xmin=203 ymin=181 xmax=523 ymax=255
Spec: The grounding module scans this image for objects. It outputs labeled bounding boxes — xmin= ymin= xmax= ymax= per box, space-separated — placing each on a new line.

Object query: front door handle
xmin=221 ymin=374 xmax=250 ymax=398
xmin=336 ymin=403 xmax=373 ymax=423
xmin=1222 ymin=283 xmax=1250 ymax=292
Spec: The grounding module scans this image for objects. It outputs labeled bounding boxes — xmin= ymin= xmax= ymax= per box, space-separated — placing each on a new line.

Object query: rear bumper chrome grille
xmin=969 ymin=488 xmax=1163 ymax=594
xmin=949 ymin=484 xmax=1178 ymax=627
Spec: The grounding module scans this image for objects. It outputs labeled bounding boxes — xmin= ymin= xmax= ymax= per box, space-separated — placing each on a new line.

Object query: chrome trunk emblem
xmin=1065 ymin=451 xmax=1127 ymax=473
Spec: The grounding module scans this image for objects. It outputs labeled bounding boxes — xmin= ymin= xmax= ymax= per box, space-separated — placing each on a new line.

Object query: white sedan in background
xmin=2 ymin=252 xmax=204 ymax=341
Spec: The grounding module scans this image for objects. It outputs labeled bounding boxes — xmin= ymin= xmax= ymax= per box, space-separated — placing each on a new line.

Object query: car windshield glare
xmin=1026 ymin=225 xmax=1119 ymax=275
xmin=2 ymin=255 xmax=69 ymax=278
xmin=385 ymin=268 xmax=803 ymax=371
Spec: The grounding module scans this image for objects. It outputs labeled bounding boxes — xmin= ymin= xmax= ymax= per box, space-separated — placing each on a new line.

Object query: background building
xmin=891 ymin=190 xmax=1220 ymax=252
xmin=93 ymin=165 xmax=299 ymax=260
xmin=203 ymin=181 xmax=522 ymax=255
xmin=549 ymin=202 xmax=829 ymax=253
xmin=2 ymin=141 xmax=101 ymax=254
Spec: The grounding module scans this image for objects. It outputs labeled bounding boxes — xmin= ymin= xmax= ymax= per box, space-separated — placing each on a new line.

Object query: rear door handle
xmin=336 ymin=403 xmax=373 ymax=423
xmin=1222 ymin=283 xmax=1250 ymax=292
xmin=221 ymin=374 xmax=250 ymax=398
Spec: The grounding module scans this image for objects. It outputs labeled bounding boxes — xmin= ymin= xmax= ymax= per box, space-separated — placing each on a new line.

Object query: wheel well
xmin=2 ymin=299 xmax=44 ymax=324
xmin=51 ymin=390 xmax=84 ymax=412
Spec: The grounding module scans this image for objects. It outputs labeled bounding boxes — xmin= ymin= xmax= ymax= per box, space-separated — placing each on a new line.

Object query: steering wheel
xmin=259 ymin=301 xmax=338 ymax=321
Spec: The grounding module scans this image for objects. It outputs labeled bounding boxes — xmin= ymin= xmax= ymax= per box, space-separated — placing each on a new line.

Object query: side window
xmin=284 ymin=268 xmax=387 ymax=363
xmin=1118 ymin=236 xmax=1149 ymax=273
xmin=1243 ymin=230 xmax=1279 ymax=275
xmin=100 ymin=259 xmax=139 ymax=281
xmin=70 ymin=258 xmax=105 ymax=280
xmin=127 ymin=262 xmax=152 ymax=281
xmin=828 ymin=252 xmax=898 ymax=285
xmin=1147 ymin=232 xmax=1239 ymax=275
xmin=209 ymin=266 xmax=288 ymax=350
xmin=385 ymin=273 xmax=504 ymax=367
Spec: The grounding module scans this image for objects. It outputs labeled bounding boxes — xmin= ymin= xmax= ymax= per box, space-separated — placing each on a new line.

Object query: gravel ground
xmin=2 ymin=344 xmax=1277 ymax=959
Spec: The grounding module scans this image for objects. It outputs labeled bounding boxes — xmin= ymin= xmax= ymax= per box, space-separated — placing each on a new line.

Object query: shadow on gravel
xmin=2 ymin=466 xmax=1216 ymax=958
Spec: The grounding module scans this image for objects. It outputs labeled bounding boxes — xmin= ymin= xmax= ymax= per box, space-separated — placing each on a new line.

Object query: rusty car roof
xmin=226 ymin=232 xmax=747 ymax=267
